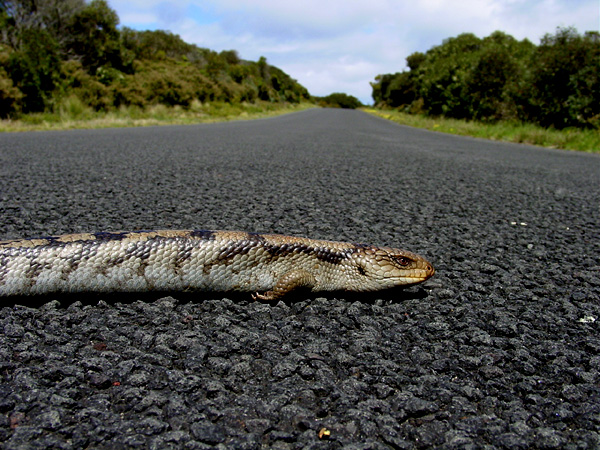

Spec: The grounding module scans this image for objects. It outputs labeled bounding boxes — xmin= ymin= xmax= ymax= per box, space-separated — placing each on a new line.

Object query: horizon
xmin=110 ymin=1 xmax=598 ymax=104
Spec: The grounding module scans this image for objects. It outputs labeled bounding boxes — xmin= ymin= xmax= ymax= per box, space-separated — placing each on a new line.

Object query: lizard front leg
xmin=252 ymin=269 xmax=317 ymax=301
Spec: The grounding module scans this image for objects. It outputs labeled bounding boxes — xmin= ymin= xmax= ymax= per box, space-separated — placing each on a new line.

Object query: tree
xmin=0 ymin=0 xmax=85 ymax=50
xmin=417 ymin=33 xmax=482 ymax=118
xmin=371 ymin=30 xmax=540 ymax=124
xmin=527 ymin=28 xmax=599 ymax=128
xmin=6 ymin=27 xmax=60 ymax=112
xmin=121 ymin=29 xmax=201 ymax=62
xmin=0 ymin=0 xmax=312 ymax=115
xmin=464 ymin=31 xmax=534 ymax=121
xmin=0 ymin=65 xmax=22 ymax=116
xmin=319 ymin=93 xmax=362 ymax=109
xmin=220 ymin=49 xmax=240 ymax=65
xmin=406 ymin=52 xmax=425 ymax=71
xmin=257 ymin=56 xmax=268 ymax=80
xmin=64 ymin=0 xmax=122 ymax=73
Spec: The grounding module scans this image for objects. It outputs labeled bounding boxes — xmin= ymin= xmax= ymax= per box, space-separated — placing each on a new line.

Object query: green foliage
xmin=57 ymin=94 xmax=93 ymax=120
xmin=464 ymin=31 xmax=534 ymax=122
xmin=266 ymin=64 xmax=309 ymax=102
xmin=121 ymin=28 xmax=201 ymax=62
xmin=0 ymin=1 xmax=311 ymax=120
xmin=0 ymin=0 xmax=86 ymax=48
xmin=0 ymin=65 xmax=21 ymax=117
xmin=58 ymin=60 xmax=112 ymax=111
xmin=318 ymin=93 xmax=362 ymax=109
xmin=366 ymin=108 xmax=600 ymax=152
xmin=527 ymin=28 xmax=599 ymax=129
xmin=229 ymin=63 xmax=252 ymax=83
xmin=220 ymin=50 xmax=240 ymax=65
xmin=371 ymin=71 xmax=417 ymax=110
xmin=110 ymin=60 xmax=217 ymax=108
xmin=6 ymin=28 xmax=61 ymax=112
xmin=372 ymin=28 xmax=598 ymax=130
xmin=257 ymin=56 xmax=268 ymax=80
xmin=418 ymin=33 xmax=482 ymax=118
xmin=204 ymin=50 xmax=227 ymax=79
xmin=0 ymin=45 xmax=20 ymax=116
xmin=64 ymin=0 xmax=123 ymax=73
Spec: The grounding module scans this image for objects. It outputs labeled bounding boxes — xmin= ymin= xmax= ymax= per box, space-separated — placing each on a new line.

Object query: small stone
xmin=37 ymin=410 xmax=62 ymax=430
xmin=88 ymin=373 xmax=112 ymax=389
xmin=190 ymin=421 xmax=226 ymax=444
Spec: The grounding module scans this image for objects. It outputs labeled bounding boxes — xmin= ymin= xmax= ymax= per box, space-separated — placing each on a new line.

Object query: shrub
xmin=0 ymin=67 xmax=22 ymax=117
xmin=6 ymin=28 xmax=61 ymax=113
xmin=527 ymin=28 xmax=599 ymax=129
xmin=57 ymin=60 xmax=112 ymax=111
xmin=64 ymin=0 xmax=123 ymax=73
xmin=372 ymin=28 xmax=598 ymax=130
xmin=0 ymin=3 xmax=311 ymax=116
xmin=57 ymin=95 xmax=93 ymax=120
xmin=318 ymin=93 xmax=362 ymax=109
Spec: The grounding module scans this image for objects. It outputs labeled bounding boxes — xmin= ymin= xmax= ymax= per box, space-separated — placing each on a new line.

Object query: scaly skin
xmin=0 ymin=230 xmax=435 ymax=300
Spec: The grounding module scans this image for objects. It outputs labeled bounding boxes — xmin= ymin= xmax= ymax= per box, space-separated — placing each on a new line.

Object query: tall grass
xmin=58 ymin=96 xmax=94 ymax=121
xmin=0 ymin=101 xmax=315 ymax=132
xmin=364 ymin=108 xmax=600 ymax=153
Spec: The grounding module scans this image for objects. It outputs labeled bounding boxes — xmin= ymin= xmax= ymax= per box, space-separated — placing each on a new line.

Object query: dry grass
xmin=363 ymin=108 xmax=600 ymax=153
xmin=0 ymin=101 xmax=315 ymax=133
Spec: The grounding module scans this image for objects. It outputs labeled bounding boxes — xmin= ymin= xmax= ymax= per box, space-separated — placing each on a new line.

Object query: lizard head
xmin=352 ymin=245 xmax=435 ymax=289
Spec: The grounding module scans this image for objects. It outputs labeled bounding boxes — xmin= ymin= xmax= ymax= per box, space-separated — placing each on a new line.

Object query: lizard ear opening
xmin=356 ymin=263 xmax=367 ymax=276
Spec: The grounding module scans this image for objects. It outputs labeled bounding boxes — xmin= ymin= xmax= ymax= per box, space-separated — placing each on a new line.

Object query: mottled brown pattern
xmin=173 ymin=244 xmax=195 ymax=274
xmin=0 ymin=230 xmax=435 ymax=298
xmin=24 ymin=259 xmax=51 ymax=282
xmin=202 ymin=235 xmax=259 ymax=274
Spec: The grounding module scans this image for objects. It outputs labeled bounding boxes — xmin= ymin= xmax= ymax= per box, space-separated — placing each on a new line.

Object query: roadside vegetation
xmin=0 ymin=0 xmax=311 ymax=129
xmin=371 ymin=28 xmax=599 ymax=152
xmin=363 ymin=108 xmax=600 ymax=153
xmin=315 ymin=93 xmax=362 ymax=109
xmin=0 ymin=100 xmax=314 ymax=132
xmin=1 ymin=0 xmax=597 ymax=152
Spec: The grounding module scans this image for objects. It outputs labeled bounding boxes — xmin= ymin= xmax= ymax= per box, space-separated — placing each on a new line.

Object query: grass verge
xmin=0 ymin=100 xmax=315 ymax=133
xmin=363 ymin=108 xmax=600 ymax=153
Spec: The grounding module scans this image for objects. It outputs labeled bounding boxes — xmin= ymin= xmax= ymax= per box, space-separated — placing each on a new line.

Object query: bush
xmin=372 ymin=28 xmax=597 ymax=129
xmin=0 ymin=67 xmax=22 ymax=117
xmin=108 ymin=60 xmax=224 ymax=108
xmin=6 ymin=28 xmax=61 ymax=113
xmin=464 ymin=32 xmax=532 ymax=122
xmin=64 ymin=0 xmax=123 ymax=73
xmin=318 ymin=93 xmax=362 ymax=109
xmin=526 ymin=28 xmax=599 ymax=129
xmin=58 ymin=60 xmax=112 ymax=111
xmin=121 ymin=28 xmax=204 ymax=63
xmin=57 ymin=95 xmax=93 ymax=120
xmin=0 ymin=3 xmax=311 ymax=117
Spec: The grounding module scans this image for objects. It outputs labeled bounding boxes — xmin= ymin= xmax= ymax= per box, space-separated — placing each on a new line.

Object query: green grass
xmin=0 ymin=100 xmax=315 ymax=132
xmin=363 ymin=108 xmax=600 ymax=153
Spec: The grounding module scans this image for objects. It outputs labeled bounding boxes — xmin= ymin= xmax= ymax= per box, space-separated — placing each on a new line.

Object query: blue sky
xmin=108 ymin=0 xmax=599 ymax=104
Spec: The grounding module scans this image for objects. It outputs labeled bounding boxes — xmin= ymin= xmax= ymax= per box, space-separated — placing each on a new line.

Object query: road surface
xmin=0 ymin=109 xmax=599 ymax=449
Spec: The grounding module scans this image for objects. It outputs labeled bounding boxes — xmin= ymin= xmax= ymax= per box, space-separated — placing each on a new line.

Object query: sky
xmin=108 ymin=0 xmax=599 ymax=104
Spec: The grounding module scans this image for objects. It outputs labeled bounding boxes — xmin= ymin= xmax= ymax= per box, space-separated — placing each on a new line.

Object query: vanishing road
xmin=0 ymin=109 xmax=599 ymax=449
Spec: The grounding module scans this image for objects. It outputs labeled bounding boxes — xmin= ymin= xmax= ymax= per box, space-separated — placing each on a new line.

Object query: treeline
xmin=316 ymin=92 xmax=362 ymax=109
xmin=0 ymin=0 xmax=310 ymax=118
xmin=372 ymin=28 xmax=599 ymax=129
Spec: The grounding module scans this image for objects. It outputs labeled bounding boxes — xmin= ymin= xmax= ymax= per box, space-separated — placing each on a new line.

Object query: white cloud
xmin=107 ymin=0 xmax=599 ymax=104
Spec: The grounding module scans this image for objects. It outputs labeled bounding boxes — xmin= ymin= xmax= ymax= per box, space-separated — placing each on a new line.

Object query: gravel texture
xmin=0 ymin=109 xmax=599 ymax=449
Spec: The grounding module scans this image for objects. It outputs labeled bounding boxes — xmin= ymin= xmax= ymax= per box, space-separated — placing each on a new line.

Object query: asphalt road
xmin=0 ymin=109 xmax=599 ymax=449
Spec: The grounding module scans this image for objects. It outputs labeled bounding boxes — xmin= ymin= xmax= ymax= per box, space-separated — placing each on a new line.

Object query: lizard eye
xmin=392 ymin=256 xmax=411 ymax=267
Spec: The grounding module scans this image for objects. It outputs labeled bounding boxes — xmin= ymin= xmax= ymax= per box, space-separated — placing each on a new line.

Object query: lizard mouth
xmin=403 ymin=264 xmax=435 ymax=285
